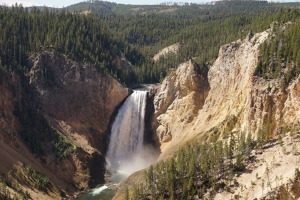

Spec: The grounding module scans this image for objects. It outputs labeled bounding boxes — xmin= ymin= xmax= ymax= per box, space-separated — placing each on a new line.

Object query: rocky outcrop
xmin=28 ymin=50 xmax=129 ymax=182
xmin=154 ymin=31 xmax=271 ymax=157
xmin=283 ymin=76 xmax=300 ymax=125
xmin=153 ymin=59 xmax=209 ymax=152
xmin=248 ymin=77 xmax=287 ymax=138
xmin=153 ymin=43 xmax=180 ymax=61
xmin=214 ymin=133 xmax=300 ymax=200
xmin=28 ymin=51 xmax=129 ymax=141
xmin=116 ymin=27 xmax=300 ymax=200
xmin=154 ymin=27 xmax=300 ymax=159
xmin=0 ymin=50 xmax=129 ymax=199
xmin=0 ymin=69 xmax=74 ymax=199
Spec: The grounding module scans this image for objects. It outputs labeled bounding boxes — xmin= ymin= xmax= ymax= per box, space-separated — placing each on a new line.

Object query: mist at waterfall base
xmin=108 ymin=143 xmax=158 ymax=177
xmin=77 ymin=90 xmax=158 ymax=199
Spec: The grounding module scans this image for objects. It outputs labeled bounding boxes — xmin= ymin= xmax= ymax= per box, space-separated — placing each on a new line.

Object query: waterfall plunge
xmin=77 ymin=90 xmax=157 ymax=199
xmin=106 ymin=90 xmax=151 ymax=176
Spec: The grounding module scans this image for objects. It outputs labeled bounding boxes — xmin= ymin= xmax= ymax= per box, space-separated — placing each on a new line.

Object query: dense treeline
xmin=127 ymin=122 xmax=300 ymax=200
xmin=127 ymin=132 xmax=254 ymax=199
xmin=1 ymin=3 xmax=299 ymax=84
xmin=128 ymin=126 xmax=300 ymax=200
xmin=101 ymin=5 xmax=274 ymax=55
xmin=256 ymin=17 xmax=300 ymax=85
xmin=100 ymin=4 xmax=300 ymax=83
xmin=0 ymin=5 xmax=143 ymax=84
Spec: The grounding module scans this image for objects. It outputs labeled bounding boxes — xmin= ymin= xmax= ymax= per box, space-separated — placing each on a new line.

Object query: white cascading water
xmin=78 ymin=90 xmax=157 ymax=198
xmin=106 ymin=90 xmax=148 ymax=175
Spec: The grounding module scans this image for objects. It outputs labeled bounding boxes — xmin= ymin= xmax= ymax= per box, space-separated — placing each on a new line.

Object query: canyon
xmin=153 ymin=28 xmax=300 ymax=158
xmin=114 ymin=27 xmax=300 ymax=199
xmin=1 ymin=24 xmax=300 ymax=200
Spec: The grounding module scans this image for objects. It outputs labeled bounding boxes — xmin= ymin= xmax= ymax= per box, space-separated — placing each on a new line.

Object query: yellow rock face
xmin=154 ymin=30 xmax=273 ymax=158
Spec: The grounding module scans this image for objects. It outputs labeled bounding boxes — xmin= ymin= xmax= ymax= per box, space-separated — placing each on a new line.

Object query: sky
xmin=0 ymin=0 xmax=213 ymax=7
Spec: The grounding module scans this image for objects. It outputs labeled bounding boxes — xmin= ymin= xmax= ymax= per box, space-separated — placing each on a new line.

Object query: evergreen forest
xmin=127 ymin=129 xmax=300 ymax=200
xmin=256 ymin=18 xmax=300 ymax=85
xmin=1 ymin=0 xmax=300 ymax=199
xmin=0 ymin=1 xmax=300 ymax=84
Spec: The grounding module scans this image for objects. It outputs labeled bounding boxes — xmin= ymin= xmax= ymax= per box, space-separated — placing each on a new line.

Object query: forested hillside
xmin=0 ymin=6 xmax=135 ymax=199
xmin=117 ymin=4 xmax=300 ymax=199
xmin=131 ymin=132 xmax=254 ymax=200
xmin=0 ymin=5 xmax=143 ymax=84
xmin=1 ymin=1 xmax=300 ymax=199
xmin=256 ymin=19 xmax=300 ymax=85
xmin=126 ymin=131 xmax=300 ymax=200
xmin=96 ymin=1 xmax=299 ymax=82
xmin=1 ymin=2 xmax=299 ymax=84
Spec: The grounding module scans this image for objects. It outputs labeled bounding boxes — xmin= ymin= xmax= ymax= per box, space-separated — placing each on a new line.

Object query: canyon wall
xmin=0 ymin=50 xmax=129 ymax=199
xmin=28 ymin=50 xmax=129 ymax=154
xmin=154 ymin=28 xmax=300 ymax=158
xmin=153 ymin=59 xmax=210 ymax=153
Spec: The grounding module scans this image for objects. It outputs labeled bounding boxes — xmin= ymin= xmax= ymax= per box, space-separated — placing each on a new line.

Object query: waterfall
xmin=106 ymin=90 xmax=148 ymax=175
xmin=78 ymin=90 xmax=157 ymax=199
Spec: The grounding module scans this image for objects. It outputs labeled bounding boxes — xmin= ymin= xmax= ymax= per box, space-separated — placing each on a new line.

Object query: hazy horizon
xmin=1 ymin=0 xmax=299 ymax=8
xmin=0 ymin=0 xmax=213 ymax=8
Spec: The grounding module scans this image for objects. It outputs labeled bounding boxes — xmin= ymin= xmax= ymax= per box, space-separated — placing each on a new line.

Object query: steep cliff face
xmin=28 ymin=51 xmax=129 ymax=152
xmin=113 ymin=26 xmax=300 ymax=200
xmin=199 ymin=32 xmax=270 ymax=133
xmin=283 ymin=76 xmax=300 ymax=126
xmin=248 ymin=77 xmax=287 ymax=138
xmin=153 ymin=27 xmax=300 ymax=159
xmin=153 ymin=59 xmax=209 ymax=152
xmin=154 ymin=26 xmax=300 ymax=157
xmin=0 ymin=51 xmax=129 ymax=199
xmin=0 ymin=71 xmax=22 ymax=143
xmin=27 ymin=50 xmax=129 ymax=186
